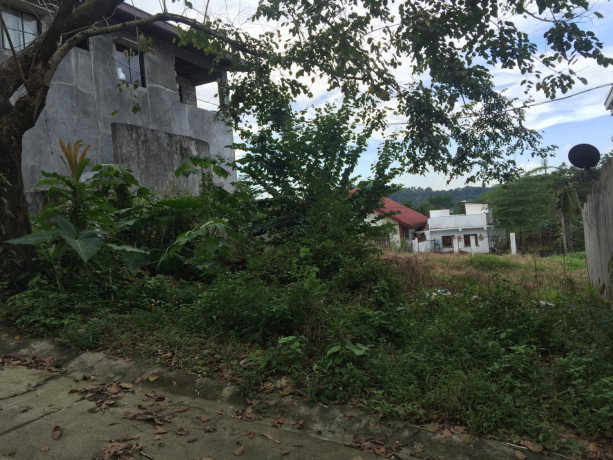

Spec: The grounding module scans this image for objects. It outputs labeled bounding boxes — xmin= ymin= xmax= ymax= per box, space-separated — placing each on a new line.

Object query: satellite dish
xmin=568 ymin=144 xmax=600 ymax=169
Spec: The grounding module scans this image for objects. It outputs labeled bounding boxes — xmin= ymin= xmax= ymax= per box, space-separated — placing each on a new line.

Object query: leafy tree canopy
xmin=1 ymin=0 xmax=611 ymax=249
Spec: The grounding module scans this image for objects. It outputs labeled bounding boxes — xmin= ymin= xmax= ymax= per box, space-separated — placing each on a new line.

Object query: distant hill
xmin=389 ymin=186 xmax=492 ymax=209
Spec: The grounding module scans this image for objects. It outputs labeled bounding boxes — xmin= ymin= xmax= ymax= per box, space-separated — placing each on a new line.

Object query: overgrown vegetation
xmin=1 ymin=113 xmax=611 ymax=455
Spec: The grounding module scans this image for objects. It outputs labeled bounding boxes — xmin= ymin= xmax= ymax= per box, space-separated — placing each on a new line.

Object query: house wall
xmin=368 ymin=214 xmax=401 ymax=246
xmin=427 ymin=229 xmax=491 ymax=253
xmin=464 ymin=203 xmax=489 ymax=215
xmin=428 ymin=213 xmax=489 ymax=230
xmin=3 ymin=18 xmax=235 ymax=206
xmin=582 ymin=158 xmax=613 ymax=300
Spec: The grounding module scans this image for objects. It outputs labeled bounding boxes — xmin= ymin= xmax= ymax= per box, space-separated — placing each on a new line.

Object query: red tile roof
xmin=375 ymin=197 xmax=428 ymax=228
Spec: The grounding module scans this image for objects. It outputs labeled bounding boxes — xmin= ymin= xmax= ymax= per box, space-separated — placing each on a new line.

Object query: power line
xmin=384 ymin=82 xmax=613 ymax=125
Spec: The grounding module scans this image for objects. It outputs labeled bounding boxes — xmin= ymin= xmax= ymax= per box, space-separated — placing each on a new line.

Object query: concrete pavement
xmin=0 ymin=328 xmax=557 ymax=460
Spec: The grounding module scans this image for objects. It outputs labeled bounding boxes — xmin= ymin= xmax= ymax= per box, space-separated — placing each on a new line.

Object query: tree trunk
xmin=566 ymin=218 xmax=574 ymax=253
xmin=0 ymin=133 xmax=33 ymax=263
xmin=559 ymin=212 xmax=568 ymax=257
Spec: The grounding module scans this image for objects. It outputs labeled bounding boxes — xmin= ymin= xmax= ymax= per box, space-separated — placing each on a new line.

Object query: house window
xmin=115 ymin=44 xmax=146 ymax=87
xmin=1 ymin=6 xmax=37 ymax=51
xmin=442 ymin=236 xmax=453 ymax=248
xmin=177 ymin=75 xmax=197 ymax=106
xmin=464 ymin=234 xmax=478 ymax=247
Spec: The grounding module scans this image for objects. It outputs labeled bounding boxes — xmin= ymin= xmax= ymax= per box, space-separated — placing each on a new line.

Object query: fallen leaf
xmin=442 ymin=428 xmax=453 ymax=438
xmin=176 ymin=427 xmax=189 ymax=436
xmin=426 ymin=423 xmax=439 ymax=433
xmin=51 ymin=426 xmax=63 ymax=440
xmin=119 ymin=383 xmax=133 ymax=390
xmin=41 ymin=446 xmax=50 ymax=452
xmin=114 ymin=436 xmax=140 ymax=442
xmin=587 ymin=443 xmax=599 ymax=453
xmin=521 ymin=440 xmax=543 ymax=453
xmin=273 ymin=416 xmax=284 ymax=428
xmin=274 ymin=439 xmax=281 ymax=444
xmin=14 ymin=336 xmax=20 ymax=340
xmin=154 ymin=426 xmax=168 ymax=434
xmin=135 ymin=376 xmax=143 ymax=384
xmin=68 ymin=389 xmax=80 ymax=394
xmin=149 ymin=373 xmax=159 ymax=382
xmin=241 ymin=431 xmax=256 ymax=439
xmin=178 ymin=406 xmax=188 ymax=412
xmin=233 ymin=445 xmax=245 ymax=456
xmin=411 ymin=442 xmax=424 ymax=454
xmin=154 ymin=435 xmax=162 ymax=441
xmin=158 ymin=442 xmax=165 ymax=447
xmin=200 ymin=417 xmax=211 ymax=422
xmin=281 ymin=448 xmax=290 ymax=456
xmin=514 ymin=450 xmax=527 ymax=460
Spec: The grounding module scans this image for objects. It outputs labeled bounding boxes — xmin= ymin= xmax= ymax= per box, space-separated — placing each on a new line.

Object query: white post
xmin=470 ymin=235 xmax=477 ymax=253
xmin=452 ymin=236 xmax=459 ymax=253
xmin=510 ymin=232 xmax=517 ymax=255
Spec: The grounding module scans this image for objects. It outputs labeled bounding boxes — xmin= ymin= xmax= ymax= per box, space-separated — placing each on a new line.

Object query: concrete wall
xmin=3 ymin=21 xmax=235 ymax=202
xmin=429 ymin=209 xmax=450 ymax=217
xmin=465 ymin=203 xmax=489 ymax=215
xmin=112 ymin=123 xmax=210 ymax=194
xmin=428 ymin=213 xmax=489 ymax=230
xmin=427 ymin=229 xmax=491 ymax=253
xmin=582 ymin=158 xmax=613 ymax=300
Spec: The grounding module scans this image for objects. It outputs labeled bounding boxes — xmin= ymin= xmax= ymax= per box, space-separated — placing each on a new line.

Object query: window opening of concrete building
xmin=1 ymin=6 xmax=37 ymax=51
xmin=115 ymin=44 xmax=146 ymax=87
xmin=177 ymin=75 xmax=197 ymax=106
xmin=464 ymin=234 xmax=478 ymax=246
xmin=442 ymin=236 xmax=453 ymax=248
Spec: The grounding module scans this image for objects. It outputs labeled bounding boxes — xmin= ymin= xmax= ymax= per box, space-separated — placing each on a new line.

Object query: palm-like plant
xmin=553 ymin=181 xmax=579 ymax=256
xmin=59 ymin=139 xmax=90 ymax=182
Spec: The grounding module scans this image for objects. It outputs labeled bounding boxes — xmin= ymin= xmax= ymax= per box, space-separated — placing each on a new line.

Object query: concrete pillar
xmin=470 ymin=235 xmax=477 ymax=253
xmin=452 ymin=236 xmax=459 ymax=252
xmin=510 ymin=232 xmax=517 ymax=255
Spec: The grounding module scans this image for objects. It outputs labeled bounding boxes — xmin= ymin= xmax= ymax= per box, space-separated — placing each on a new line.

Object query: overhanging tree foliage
xmin=1 ymin=0 xmax=611 ymax=260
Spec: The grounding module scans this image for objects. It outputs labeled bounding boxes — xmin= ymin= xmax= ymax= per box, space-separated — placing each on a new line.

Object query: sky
xmin=135 ymin=0 xmax=613 ymax=190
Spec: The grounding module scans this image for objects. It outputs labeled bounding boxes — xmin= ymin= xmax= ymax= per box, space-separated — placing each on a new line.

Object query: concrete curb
xmin=0 ymin=326 xmax=562 ymax=460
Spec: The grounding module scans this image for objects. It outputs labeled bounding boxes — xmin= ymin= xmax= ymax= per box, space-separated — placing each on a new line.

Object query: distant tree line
xmin=479 ymin=154 xmax=612 ymax=254
xmin=389 ymin=186 xmax=491 ymax=215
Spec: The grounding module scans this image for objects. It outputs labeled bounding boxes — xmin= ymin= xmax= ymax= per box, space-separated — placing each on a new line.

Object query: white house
xmin=368 ymin=197 xmax=428 ymax=248
xmin=413 ymin=202 xmax=495 ymax=253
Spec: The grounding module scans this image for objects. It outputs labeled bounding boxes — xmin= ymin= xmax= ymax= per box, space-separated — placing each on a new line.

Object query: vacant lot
xmin=384 ymin=251 xmax=590 ymax=300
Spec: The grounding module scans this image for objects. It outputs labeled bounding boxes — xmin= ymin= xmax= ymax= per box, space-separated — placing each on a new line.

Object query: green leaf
xmin=7 ymin=230 xmax=56 ymax=245
xmin=326 ymin=345 xmax=342 ymax=356
xmin=106 ymin=243 xmax=149 ymax=254
xmin=56 ymin=218 xmax=104 ymax=262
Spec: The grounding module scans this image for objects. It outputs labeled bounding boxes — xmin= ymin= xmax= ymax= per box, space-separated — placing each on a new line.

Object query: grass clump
xmin=464 ymin=253 xmax=521 ymax=270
